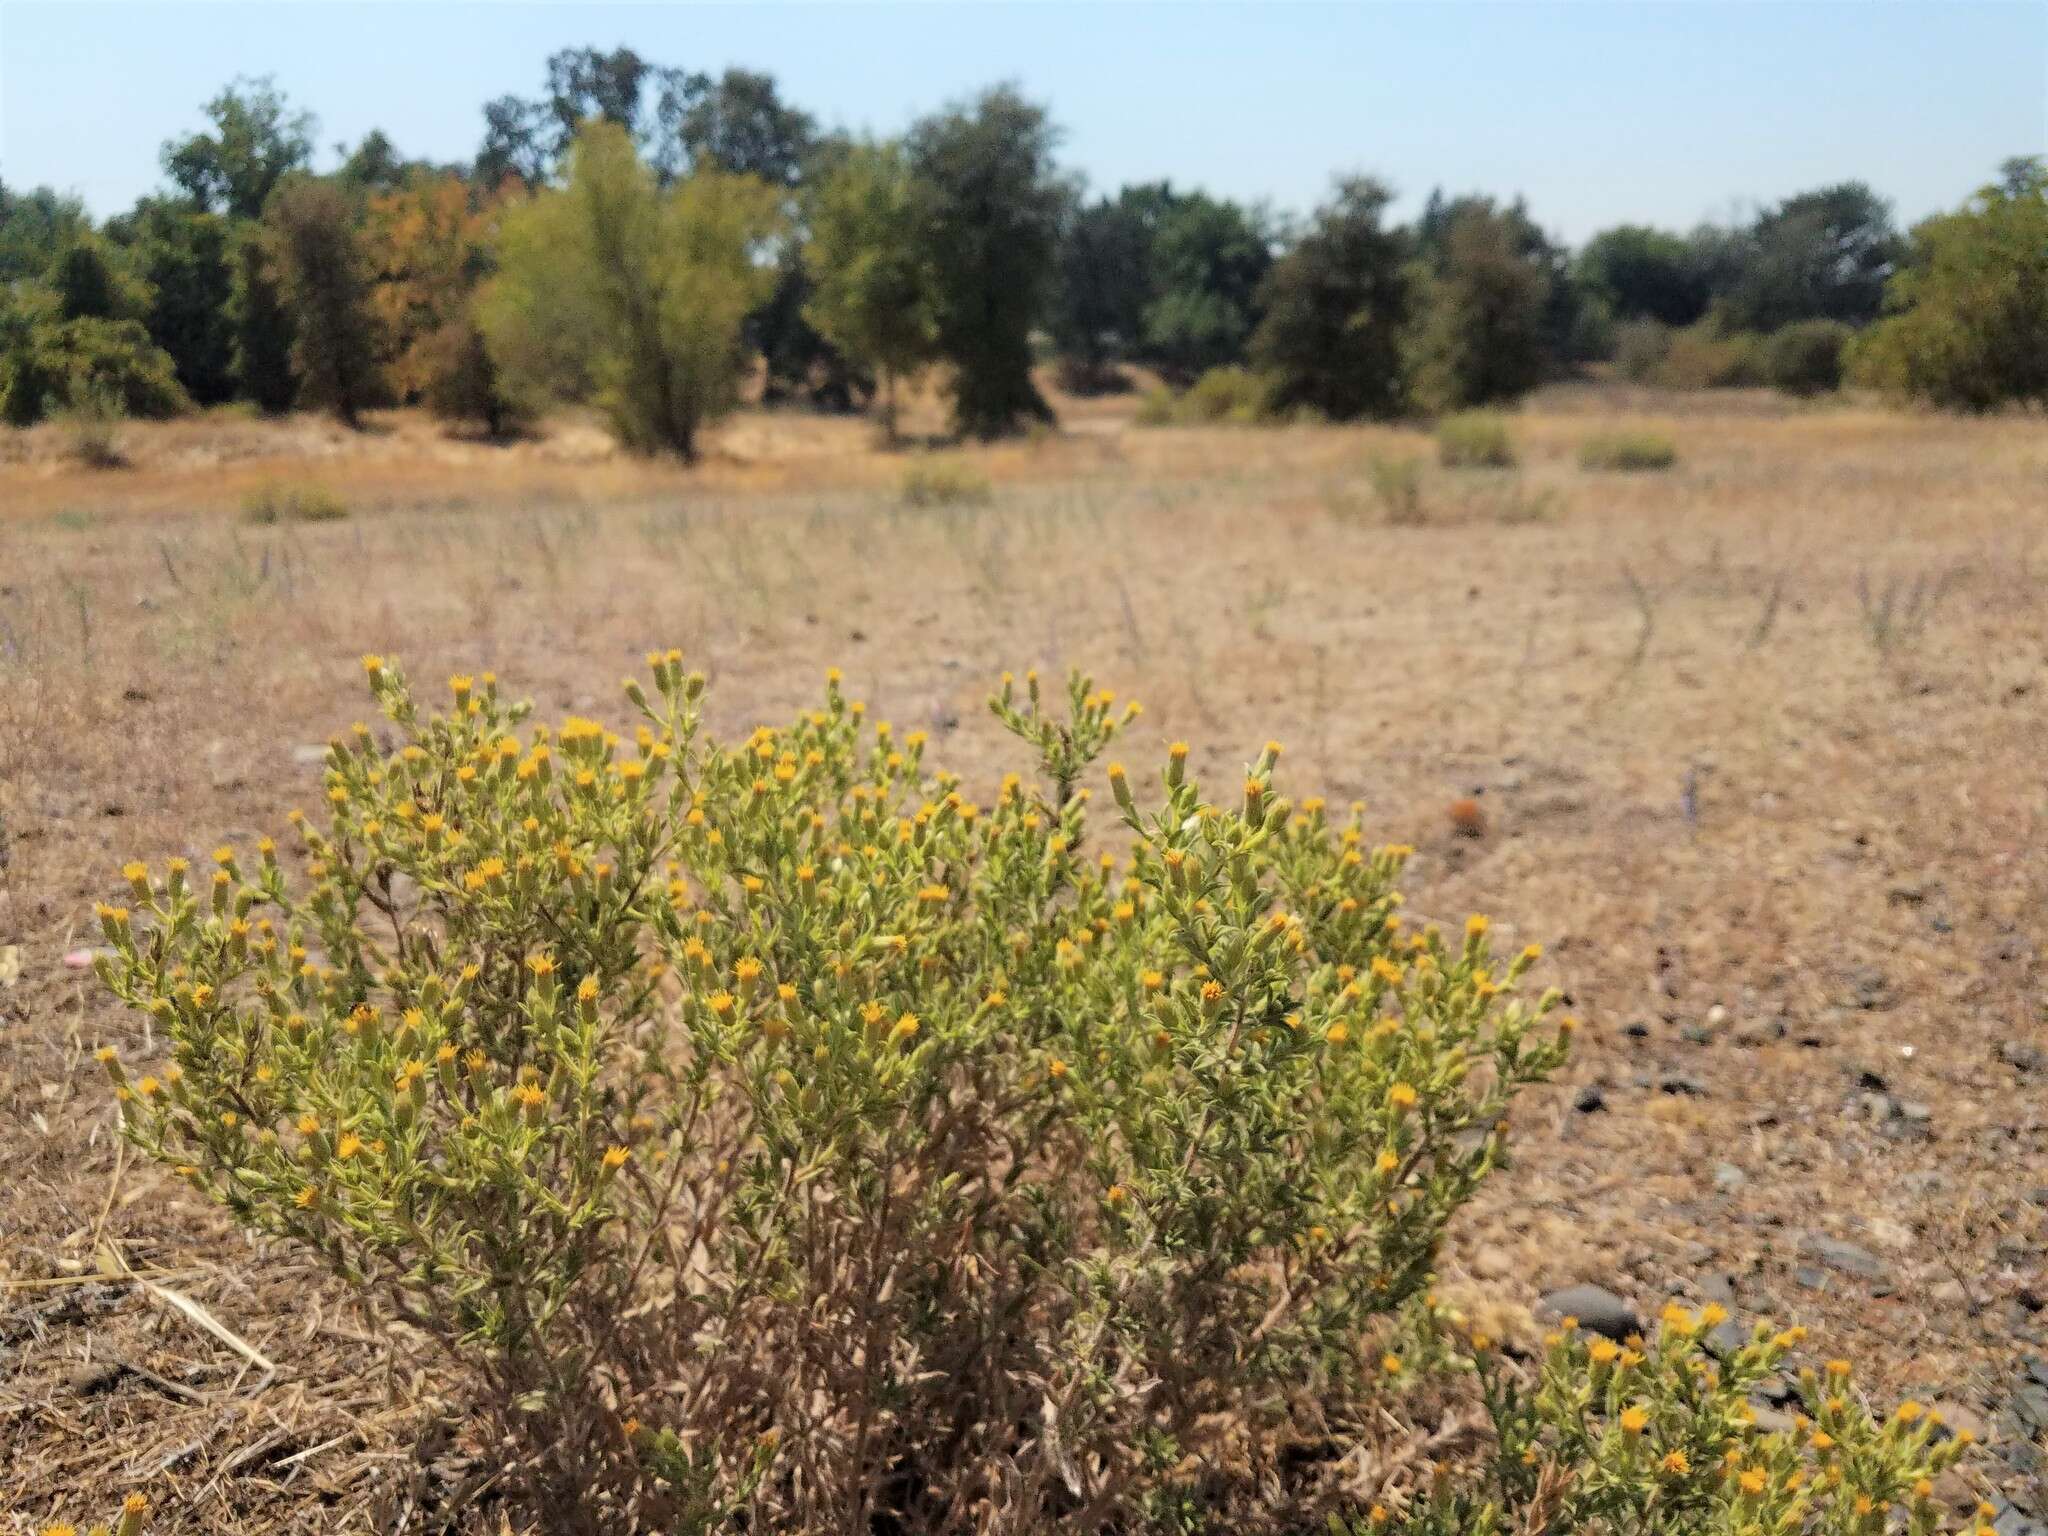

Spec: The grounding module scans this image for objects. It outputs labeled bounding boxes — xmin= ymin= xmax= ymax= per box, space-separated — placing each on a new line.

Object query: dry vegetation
xmin=3 ymin=382 xmax=2045 ymax=1531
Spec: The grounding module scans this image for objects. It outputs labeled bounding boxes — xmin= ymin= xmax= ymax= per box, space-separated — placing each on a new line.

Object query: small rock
xmin=1537 ymin=1284 xmax=1641 ymax=1342
xmin=1681 ymin=1023 xmax=1714 ymax=1045
xmin=1990 ymin=1501 xmax=2048 ymax=1536
xmin=1793 ymin=1265 xmax=1829 ymax=1290
xmin=1659 ymin=1073 xmax=1709 ymax=1097
xmin=1706 ymin=1004 xmax=1729 ymax=1029
xmin=1573 ymin=1084 xmax=1607 ymax=1113
xmin=2000 ymin=1041 xmax=2046 ymax=1074
xmin=1802 ymin=1234 xmax=1888 ymax=1281
xmin=1732 ymin=1017 xmax=1787 ymax=1047
xmin=1623 ymin=1021 xmax=1651 ymax=1040
xmin=1929 ymin=1400 xmax=1991 ymax=1445
xmin=1847 ymin=966 xmax=1895 ymax=1010
xmin=291 ymin=743 xmax=329 ymax=766
xmin=1714 ymin=1163 xmax=1747 ymax=1193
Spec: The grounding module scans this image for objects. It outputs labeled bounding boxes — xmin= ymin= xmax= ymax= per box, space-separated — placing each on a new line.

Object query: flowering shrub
xmin=94 ymin=656 xmax=1573 ymax=1530
xmin=1361 ymin=1300 xmax=1976 ymax=1536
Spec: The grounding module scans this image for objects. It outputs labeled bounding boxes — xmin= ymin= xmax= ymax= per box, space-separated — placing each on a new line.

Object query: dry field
xmin=2 ymin=386 xmax=2045 ymax=1530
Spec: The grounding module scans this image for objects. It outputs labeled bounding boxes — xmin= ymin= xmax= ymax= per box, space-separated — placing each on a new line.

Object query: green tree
xmin=1574 ymin=224 xmax=1709 ymax=327
xmin=1250 ymin=177 xmax=1412 ymax=420
xmin=0 ymin=182 xmax=89 ymax=284
xmin=803 ymin=139 xmax=937 ymax=437
xmin=479 ymin=121 xmax=784 ymax=460
xmin=1721 ymin=182 xmax=1903 ymax=331
xmin=1854 ymin=159 xmax=2048 ymax=410
xmin=1048 ymin=188 xmax=1161 ymax=388
xmin=1142 ymin=191 xmax=1272 ymax=382
xmin=264 ymin=178 xmax=383 ymax=426
xmin=907 ymin=86 xmax=1065 ymax=439
xmin=161 ymin=77 xmax=315 ymax=220
xmin=121 ymin=202 xmax=237 ymax=405
xmin=228 ymin=222 xmax=296 ymax=412
xmin=664 ymin=67 xmax=816 ymax=186
xmin=1407 ymin=198 xmax=1555 ymax=411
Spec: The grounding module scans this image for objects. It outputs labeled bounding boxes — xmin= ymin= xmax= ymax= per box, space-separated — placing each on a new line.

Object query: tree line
xmin=3 ymin=50 xmax=2042 ymax=453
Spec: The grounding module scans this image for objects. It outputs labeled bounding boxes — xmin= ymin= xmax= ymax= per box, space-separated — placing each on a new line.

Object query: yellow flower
xmin=1380 ymin=1352 xmax=1402 ymax=1375
xmin=1465 ymin=913 xmax=1489 ymax=938
xmin=1662 ymin=1449 xmax=1689 ymax=1475
xmin=1619 ymin=1405 xmax=1649 ymax=1435
xmin=1738 ymin=1467 xmax=1767 ymax=1496
xmin=1387 ymin=1082 xmax=1418 ymax=1111
xmin=602 ymin=1146 xmax=631 ymax=1170
xmin=1048 ymin=1057 xmax=1068 ymax=1079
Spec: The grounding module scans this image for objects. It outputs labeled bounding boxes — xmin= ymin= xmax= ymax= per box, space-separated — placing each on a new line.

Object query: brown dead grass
xmin=3 ymin=384 xmax=2045 ymax=1529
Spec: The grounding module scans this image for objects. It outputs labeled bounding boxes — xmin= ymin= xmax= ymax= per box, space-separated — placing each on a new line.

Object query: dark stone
xmin=1793 ymin=1266 xmax=1829 ymax=1290
xmin=1573 ymin=1084 xmax=1607 ymax=1113
xmin=2000 ymin=1041 xmax=2046 ymax=1074
xmin=1802 ymin=1234 xmax=1887 ymax=1281
xmin=1623 ymin=1021 xmax=1651 ymax=1040
xmin=1537 ymin=1283 xmax=1641 ymax=1342
xmin=1659 ymin=1074 xmax=1710 ymax=1097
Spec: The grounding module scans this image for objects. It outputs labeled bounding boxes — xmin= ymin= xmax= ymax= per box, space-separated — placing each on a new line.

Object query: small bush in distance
xmin=1580 ymin=429 xmax=1678 ymax=472
xmin=1436 ymin=410 xmax=1516 ymax=469
xmin=898 ymin=455 xmax=992 ymax=507
xmin=60 ymin=385 xmax=126 ymax=469
xmin=1765 ymin=318 xmax=1852 ymax=396
xmin=1139 ymin=364 xmax=1280 ymax=426
xmin=1657 ymin=321 xmax=1764 ymax=389
xmin=241 ymin=482 xmax=348 ymax=524
xmin=93 ymin=656 xmax=1570 ymax=1530
xmin=1612 ymin=319 xmax=1671 ymax=383
xmin=1366 ymin=453 xmax=1427 ymax=524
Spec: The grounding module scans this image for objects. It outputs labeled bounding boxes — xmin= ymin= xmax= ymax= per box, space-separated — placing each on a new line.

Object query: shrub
xmin=1365 ymin=453 xmax=1426 ymax=524
xmin=1764 ymin=319 xmax=1852 ymax=396
xmin=1657 ymin=322 xmax=1764 ymax=389
xmin=1580 ymin=429 xmax=1678 ymax=471
xmin=1853 ymin=159 xmax=2048 ymax=410
xmin=94 ymin=658 xmax=1571 ymax=1529
xmin=60 ymin=385 xmax=125 ymax=468
xmin=898 ymin=455 xmax=992 ymax=507
xmin=1137 ymin=364 xmax=1279 ymax=427
xmin=1371 ymin=1299 xmax=1971 ymax=1533
xmin=240 ymin=482 xmax=348 ymax=524
xmin=21 ymin=315 xmax=190 ymax=422
xmin=1612 ymin=319 xmax=1670 ymax=383
xmin=1436 ymin=411 xmax=1516 ymax=469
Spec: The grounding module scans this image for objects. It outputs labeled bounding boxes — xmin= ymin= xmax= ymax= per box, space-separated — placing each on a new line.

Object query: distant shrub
xmin=1365 ymin=453 xmax=1426 ymax=524
xmin=1764 ymin=318 xmax=1852 ymax=396
xmin=1657 ymin=321 xmax=1763 ymax=389
xmin=241 ymin=482 xmax=349 ymax=524
xmin=1612 ymin=319 xmax=1670 ymax=382
xmin=899 ymin=455 xmax=992 ymax=507
xmin=1133 ymin=365 xmax=1280 ymax=426
xmin=59 ymin=385 xmax=125 ymax=469
xmin=1580 ymin=429 xmax=1678 ymax=471
xmin=1436 ymin=410 xmax=1516 ymax=469
xmin=1177 ymin=363 xmax=1279 ymax=423
xmin=1134 ymin=385 xmax=1178 ymax=426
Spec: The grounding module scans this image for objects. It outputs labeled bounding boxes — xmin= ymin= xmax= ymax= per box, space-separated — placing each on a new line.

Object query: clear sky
xmin=2 ymin=1 xmax=2043 ymax=243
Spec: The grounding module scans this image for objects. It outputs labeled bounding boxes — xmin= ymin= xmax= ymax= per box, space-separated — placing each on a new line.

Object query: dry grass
xmin=4 ymin=382 xmax=2046 ymax=1529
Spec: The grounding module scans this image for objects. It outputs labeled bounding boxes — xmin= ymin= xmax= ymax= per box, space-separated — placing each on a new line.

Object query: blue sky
xmin=2 ymin=1 xmax=2042 ymax=243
